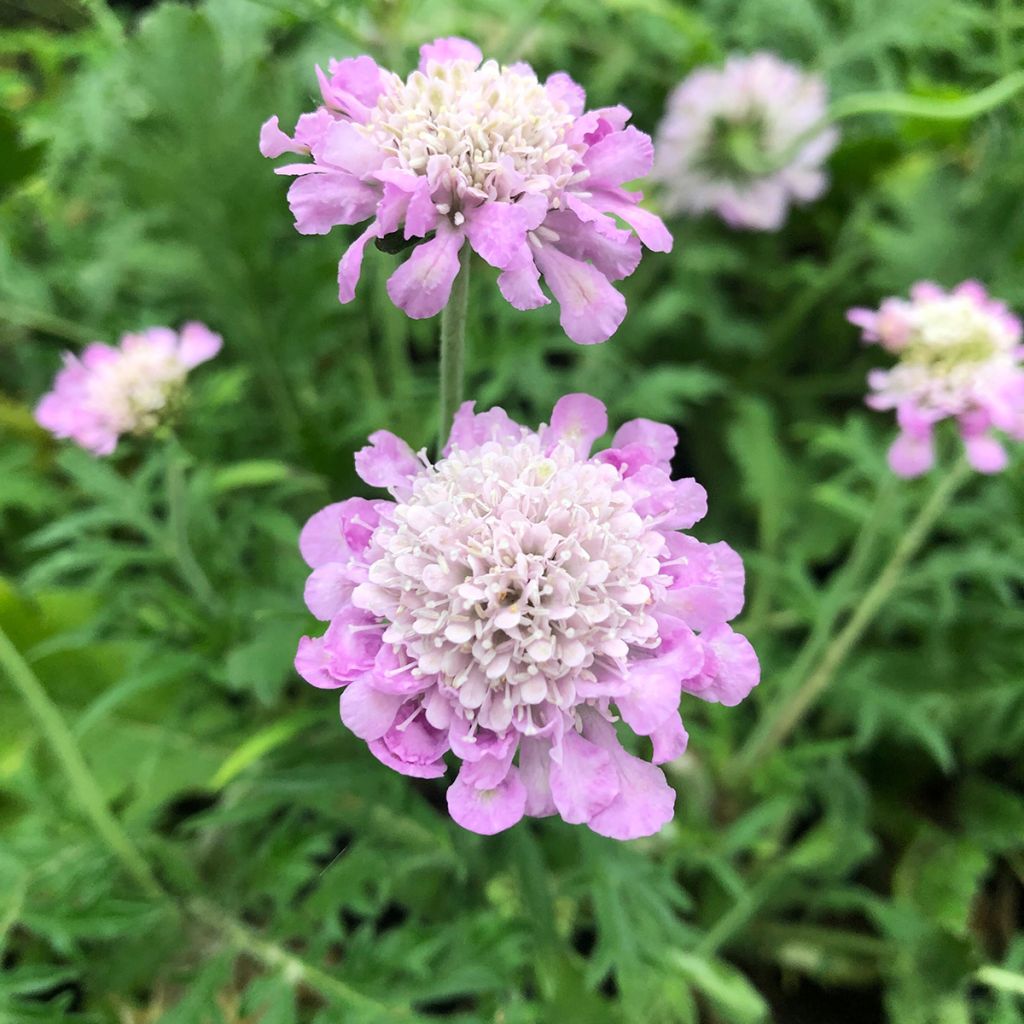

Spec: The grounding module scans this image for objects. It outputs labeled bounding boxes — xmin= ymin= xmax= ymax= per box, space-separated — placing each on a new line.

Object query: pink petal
xmin=447 ymin=764 xmax=527 ymax=835
xmin=962 ymin=432 xmax=1007 ymax=474
xmin=444 ymin=401 xmax=527 ymax=455
xmin=888 ymin=430 xmax=935 ymax=478
xmin=548 ymin=729 xmax=620 ymax=825
xmin=582 ymin=712 xmax=676 ymax=840
xmin=369 ymin=709 xmax=449 ymax=778
xmin=176 ymin=322 xmax=222 ymax=368
xmin=532 ymin=243 xmax=626 ymax=345
xmin=683 ymin=625 xmax=760 ymax=706
xmin=541 ymin=210 xmax=641 ymax=282
xmin=418 ymin=37 xmax=483 ymax=70
xmin=337 ymin=224 xmax=378 ymax=304
xmin=354 ymin=430 xmax=421 ymax=494
xmin=259 ymin=116 xmax=302 ymax=158
xmin=543 ymin=393 xmax=608 ymax=458
xmin=497 ymin=261 xmax=549 ymax=311
xmin=287 ymin=171 xmax=378 ymax=235
xmin=583 ymin=126 xmax=654 ymax=187
xmin=519 ymin=738 xmax=556 ymax=816
xmin=463 ymin=194 xmax=548 ymax=269
xmin=617 ymin=662 xmax=682 ymax=735
xmin=303 ymin=562 xmax=354 ymax=620
xmin=311 ymin=120 xmax=385 ymax=177
xmin=298 ymin=497 xmax=384 ymax=568
xmin=339 ymin=676 xmax=404 ymax=740
xmin=588 ymin=191 xmax=673 ymax=253
xmin=545 ymin=71 xmax=585 ymax=116
xmin=386 ymin=224 xmax=466 ymax=319
xmin=612 ymin=419 xmax=678 ymax=466
xmin=295 ymin=635 xmax=340 ymax=689
xmin=650 ymin=715 xmax=689 ymax=765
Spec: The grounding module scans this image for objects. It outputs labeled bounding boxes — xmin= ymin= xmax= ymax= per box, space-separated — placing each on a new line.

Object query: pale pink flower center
xmin=86 ymin=345 xmax=187 ymax=435
xmin=879 ymin=295 xmax=1019 ymax=413
xmin=361 ymin=438 xmax=665 ymax=734
xmin=362 ymin=58 xmax=580 ymax=204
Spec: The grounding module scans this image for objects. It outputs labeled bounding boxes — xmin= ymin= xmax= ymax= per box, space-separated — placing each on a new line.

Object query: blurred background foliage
xmin=1 ymin=0 xmax=1024 ymax=1021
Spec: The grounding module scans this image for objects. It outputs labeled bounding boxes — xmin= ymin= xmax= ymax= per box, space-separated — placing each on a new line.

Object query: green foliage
xmin=2 ymin=0 xmax=1024 ymax=1021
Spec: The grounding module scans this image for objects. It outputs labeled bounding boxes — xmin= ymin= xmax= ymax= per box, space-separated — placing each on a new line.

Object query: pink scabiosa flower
xmin=652 ymin=53 xmax=838 ymax=231
xmin=850 ymin=281 xmax=1024 ymax=477
xmin=295 ymin=395 xmax=758 ymax=838
xmin=34 ymin=323 xmax=222 ymax=456
xmin=260 ymin=37 xmax=671 ymax=345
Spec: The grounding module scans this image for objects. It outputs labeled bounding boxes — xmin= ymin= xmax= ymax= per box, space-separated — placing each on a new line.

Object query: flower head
xmin=261 ymin=37 xmax=672 ymax=345
xmin=296 ymin=395 xmax=758 ymax=838
xmin=653 ymin=53 xmax=837 ymax=231
xmin=850 ymin=281 xmax=1024 ymax=476
xmin=34 ymin=323 xmax=222 ymax=456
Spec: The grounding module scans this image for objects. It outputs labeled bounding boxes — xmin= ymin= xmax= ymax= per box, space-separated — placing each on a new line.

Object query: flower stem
xmin=827 ymin=70 xmax=1024 ymax=123
xmin=165 ymin=442 xmax=219 ymax=611
xmin=187 ymin=898 xmax=423 ymax=1020
xmin=736 ymin=460 xmax=971 ymax=776
xmin=438 ymin=246 xmax=472 ymax=452
xmin=0 ymin=624 xmax=163 ymax=898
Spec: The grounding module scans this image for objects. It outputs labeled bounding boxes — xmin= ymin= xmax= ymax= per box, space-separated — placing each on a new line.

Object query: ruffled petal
xmin=294 ymin=635 xmax=340 ymax=689
xmin=287 ymin=171 xmax=378 ymax=235
xmin=339 ymin=676 xmax=404 ymax=740
xmin=446 ymin=764 xmax=527 ymax=835
xmin=582 ymin=711 xmax=675 ymax=840
xmin=531 ymin=242 xmax=627 ymax=345
xmin=354 ymin=430 xmax=421 ymax=494
xmin=583 ymin=126 xmax=655 ymax=186
xmin=387 ymin=224 xmax=466 ymax=319
xmin=548 ymin=729 xmax=619 ymax=825
xmin=419 ymin=37 xmax=483 ymax=70
xmin=542 ymin=393 xmax=608 ymax=458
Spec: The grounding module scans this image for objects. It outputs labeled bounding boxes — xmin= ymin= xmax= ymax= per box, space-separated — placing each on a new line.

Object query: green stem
xmin=737 ymin=460 xmax=971 ymax=774
xmin=0 ymin=301 xmax=102 ymax=346
xmin=752 ymin=70 xmax=1024 ymax=177
xmin=827 ymin=70 xmax=1024 ymax=123
xmin=0 ymin=624 xmax=163 ymax=898
xmin=438 ymin=247 xmax=472 ymax=451
xmin=165 ymin=444 xmax=219 ymax=611
xmin=188 ymin=899 xmax=423 ymax=1020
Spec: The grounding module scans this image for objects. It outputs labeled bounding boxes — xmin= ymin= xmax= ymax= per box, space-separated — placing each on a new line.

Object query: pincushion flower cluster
xmin=35 ymin=323 xmax=222 ymax=456
xmin=849 ymin=281 xmax=1024 ymax=477
xmin=653 ymin=53 xmax=838 ymax=231
xmin=296 ymin=395 xmax=759 ymax=837
xmin=260 ymin=37 xmax=671 ymax=345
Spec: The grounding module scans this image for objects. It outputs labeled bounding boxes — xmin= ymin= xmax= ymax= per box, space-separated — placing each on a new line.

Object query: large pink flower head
xmin=296 ymin=395 xmax=758 ymax=838
xmin=653 ymin=53 xmax=838 ymax=231
xmin=34 ymin=323 xmax=222 ymax=456
xmin=260 ymin=37 xmax=672 ymax=345
xmin=849 ymin=281 xmax=1024 ymax=477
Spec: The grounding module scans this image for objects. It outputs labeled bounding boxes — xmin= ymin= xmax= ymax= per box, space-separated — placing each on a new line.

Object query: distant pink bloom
xmin=261 ymin=37 xmax=671 ymax=345
xmin=653 ymin=53 xmax=837 ymax=230
xmin=849 ymin=281 xmax=1024 ymax=476
xmin=34 ymin=323 xmax=222 ymax=456
xmin=296 ymin=395 xmax=758 ymax=838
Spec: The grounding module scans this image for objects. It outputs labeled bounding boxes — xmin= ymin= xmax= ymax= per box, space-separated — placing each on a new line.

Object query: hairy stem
xmin=737 ymin=460 xmax=971 ymax=774
xmin=0 ymin=624 xmax=163 ymax=898
xmin=438 ymin=246 xmax=472 ymax=451
xmin=165 ymin=443 xmax=219 ymax=610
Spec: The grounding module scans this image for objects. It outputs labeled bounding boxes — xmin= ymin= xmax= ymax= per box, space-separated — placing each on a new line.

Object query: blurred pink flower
xmin=849 ymin=281 xmax=1024 ymax=476
xmin=35 ymin=323 xmax=222 ymax=456
xmin=653 ymin=53 xmax=837 ymax=230
xmin=296 ymin=395 xmax=758 ymax=838
xmin=261 ymin=37 xmax=671 ymax=345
